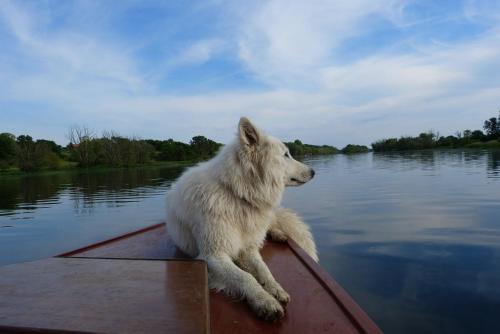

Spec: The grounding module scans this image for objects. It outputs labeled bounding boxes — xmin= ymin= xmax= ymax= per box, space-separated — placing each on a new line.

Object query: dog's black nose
xmin=310 ymin=169 xmax=315 ymax=178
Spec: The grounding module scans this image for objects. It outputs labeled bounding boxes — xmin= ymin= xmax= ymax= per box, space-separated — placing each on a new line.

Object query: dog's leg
xmin=205 ymin=254 xmax=285 ymax=321
xmin=236 ymin=247 xmax=290 ymax=304
xmin=269 ymin=208 xmax=319 ymax=262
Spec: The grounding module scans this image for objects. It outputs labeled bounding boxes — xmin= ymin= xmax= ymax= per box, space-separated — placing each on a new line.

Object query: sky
xmin=0 ymin=0 xmax=499 ymax=147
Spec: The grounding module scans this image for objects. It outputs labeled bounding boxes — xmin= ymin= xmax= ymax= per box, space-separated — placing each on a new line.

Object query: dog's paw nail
xmin=255 ymin=298 xmax=285 ymax=322
xmin=274 ymin=289 xmax=290 ymax=304
xmin=278 ymin=292 xmax=290 ymax=304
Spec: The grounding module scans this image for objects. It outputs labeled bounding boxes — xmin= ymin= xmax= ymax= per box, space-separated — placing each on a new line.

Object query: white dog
xmin=166 ymin=117 xmax=318 ymax=321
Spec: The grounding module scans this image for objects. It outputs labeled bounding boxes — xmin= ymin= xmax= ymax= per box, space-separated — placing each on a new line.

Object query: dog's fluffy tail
xmin=269 ymin=208 xmax=319 ymax=262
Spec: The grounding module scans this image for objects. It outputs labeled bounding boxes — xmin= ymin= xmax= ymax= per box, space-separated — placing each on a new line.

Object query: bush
xmin=0 ymin=133 xmax=16 ymax=168
xmin=341 ymin=144 xmax=369 ymax=154
xmin=285 ymin=140 xmax=338 ymax=156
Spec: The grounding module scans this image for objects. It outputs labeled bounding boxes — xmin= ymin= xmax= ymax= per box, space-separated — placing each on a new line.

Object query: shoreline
xmin=373 ymin=144 xmax=500 ymax=153
xmin=0 ymin=160 xmax=194 ymax=178
xmin=2 ymin=147 xmax=500 ymax=177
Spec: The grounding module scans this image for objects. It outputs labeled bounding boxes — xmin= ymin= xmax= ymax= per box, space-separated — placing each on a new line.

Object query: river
xmin=1 ymin=150 xmax=500 ymax=334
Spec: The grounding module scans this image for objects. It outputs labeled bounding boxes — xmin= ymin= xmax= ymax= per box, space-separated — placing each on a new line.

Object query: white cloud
xmin=230 ymin=0 xmax=500 ymax=143
xmin=464 ymin=0 xmax=500 ymax=23
xmin=148 ymin=38 xmax=228 ymax=82
xmin=237 ymin=0 xmax=407 ymax=86
xmin=175 ymin=38 xmax=227 ymax=65
xmin=0 ymin=1 xmax=143 ymax=90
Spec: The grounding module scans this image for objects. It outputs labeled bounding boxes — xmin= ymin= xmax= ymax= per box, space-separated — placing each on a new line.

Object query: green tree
xmin=471 ymin=130 xmax=485 ymax=140
xmin=36 ymin=139 xmax=62 ymax=156
xmin=190 ymin=136 xmax=221 ymax=159
xmin=36 ymin=142 xmax=62 ymax=169
xmin=285 ymin=139 xmax=337 ymax=156
xmin=0 ymin=133 xmax=17 ymax=168
xmin=99 ymin=131 xmax=122 ymax=166
xmin=135 ymin=140 xmax=154 ymax=164
xmin=483 ymin=116 xmax=499 ymax=137
xmin=341 ymin=144 xmax=369 ymax=154
xmin=68 ymin=126 xmax=98 ymax=167
xmin=158 ymin=139 xmax=193 ymax=161
xmin=16 ymin=135 xmax=37 ymax=171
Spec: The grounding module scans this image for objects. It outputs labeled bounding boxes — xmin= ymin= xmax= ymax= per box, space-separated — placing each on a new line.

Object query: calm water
xmin=1 ymin=150 xmax=500 ymax=334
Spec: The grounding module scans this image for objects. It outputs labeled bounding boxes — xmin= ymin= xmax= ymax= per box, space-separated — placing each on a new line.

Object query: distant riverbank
xmin=373 ymin=139 xmax=500 ymax=152
xmin=372 ymin=111 xmax=500 ymax=152
xmin=1 ymin=127 xmax=371 ymax=175
xmin=0 ymin=160 xmax=193 ymax=178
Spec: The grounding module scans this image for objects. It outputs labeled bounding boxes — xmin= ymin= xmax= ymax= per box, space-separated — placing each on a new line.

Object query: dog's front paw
xmin=253 ymin=296 xmax=285 ymax=322
xmin=268 ymin=228 xmax=287 ymax=242
xmin=269 ymin=284 xmax=290 ymax=304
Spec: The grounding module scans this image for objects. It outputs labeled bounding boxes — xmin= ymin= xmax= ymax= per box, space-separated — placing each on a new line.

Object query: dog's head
xmin=237 ymin=117 xmax=315 ymax=188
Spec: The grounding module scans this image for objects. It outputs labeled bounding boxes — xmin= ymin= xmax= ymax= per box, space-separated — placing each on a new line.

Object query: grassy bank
xmin=0 ymin=160 xmax=194 ymax=178
xmin=465 ymin=140 xmax=500 ymax=149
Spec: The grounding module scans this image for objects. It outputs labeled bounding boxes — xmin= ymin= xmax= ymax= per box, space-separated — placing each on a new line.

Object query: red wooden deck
xmin=62 ymin=222 xmax=382 ymax=334
xmin=0 ymin=257 xmax=208 ymax=334
xmin=0 ymin=222 xmax=383 ymax=334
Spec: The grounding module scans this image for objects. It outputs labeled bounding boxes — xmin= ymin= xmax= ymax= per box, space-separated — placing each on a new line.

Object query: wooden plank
xmin=210 ymin=241 xmax=363 ymax=334
xmin=287 ymin=239 xmax=383 ymax=334
xmin=59 ymin=223 xmax=189 ymax=260
xmin=58 ymin=223 xmax=166 ymax=257
xmin=63 ymin=223 xmax=383 ymax=333
xmin=0 ymin=258 xmax=209 ymax=334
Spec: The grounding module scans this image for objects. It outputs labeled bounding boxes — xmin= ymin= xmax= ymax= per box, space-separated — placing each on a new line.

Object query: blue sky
xmin=1 ymin=0 xmax=499 ymax=147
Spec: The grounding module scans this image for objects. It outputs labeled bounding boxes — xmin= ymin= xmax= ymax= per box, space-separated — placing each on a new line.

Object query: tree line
xmin=285 ymin=140 xmax=339 ymax=156
xmin=1 ymin=126 xmax=348 ymax=173
xmin=0 ymin=126 xmax=222 ymax=172
xmin=284 ymin=140 xmax=370 ymax=155
xmin=372 ymin=111 xmax=500 ymax=152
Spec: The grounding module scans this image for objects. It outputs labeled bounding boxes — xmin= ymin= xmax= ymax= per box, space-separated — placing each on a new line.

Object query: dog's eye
xmin=284 ymin=152 xmax=290 ymax=158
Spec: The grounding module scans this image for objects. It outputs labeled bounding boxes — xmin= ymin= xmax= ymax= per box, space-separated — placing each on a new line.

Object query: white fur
xmin=166 ymin=117 xmax=318 ymax=321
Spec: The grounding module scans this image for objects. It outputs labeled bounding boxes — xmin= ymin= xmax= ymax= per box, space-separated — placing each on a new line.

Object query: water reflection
xmin=487 ymin=150 xmax=500 ymax=176
xmin=0 ymin=167 xmax=185 ymax=216
xmin=372 ymin=149 xmax=500 ymax=178
xmin=0 ymin=166 xmax=186 ymax=265
xmin=0 ymin=175 xmax=61 ymax=213
xmin=322 ymin=242 xmax=500 ymax=334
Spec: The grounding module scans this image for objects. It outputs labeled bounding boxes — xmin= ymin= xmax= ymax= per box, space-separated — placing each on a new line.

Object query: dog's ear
xmin=239 ymin=117 xmax=260 ymax=146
